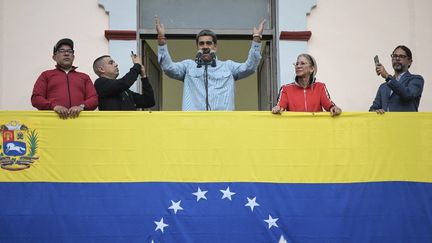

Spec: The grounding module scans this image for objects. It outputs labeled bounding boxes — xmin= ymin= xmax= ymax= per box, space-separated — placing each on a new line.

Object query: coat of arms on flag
xmin=0 ymin=121 xmax=39 ymax=171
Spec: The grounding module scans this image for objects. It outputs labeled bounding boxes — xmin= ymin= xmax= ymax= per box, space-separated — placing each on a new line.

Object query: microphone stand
xmin=196 ymin=51 xmax=216 ymax=111
xmin=204 ymin=63 xmax=209 ymax=111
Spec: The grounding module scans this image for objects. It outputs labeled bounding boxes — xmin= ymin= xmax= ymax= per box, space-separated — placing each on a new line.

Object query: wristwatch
xmin=385 ymin=75 xmax=393 ymax=82
xmin=79 ymin=104 xmax=85 ymax=110
xmin=253 ymin=34 xmax=262 ymax=39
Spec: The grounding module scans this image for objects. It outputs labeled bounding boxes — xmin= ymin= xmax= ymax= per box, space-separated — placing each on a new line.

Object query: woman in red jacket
xmin=272 ymin=54 xmax=342 ymax=116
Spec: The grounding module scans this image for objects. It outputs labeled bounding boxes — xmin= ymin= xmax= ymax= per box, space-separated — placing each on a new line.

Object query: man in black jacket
xmin=93 ymin=54 xmax=155 ymax=110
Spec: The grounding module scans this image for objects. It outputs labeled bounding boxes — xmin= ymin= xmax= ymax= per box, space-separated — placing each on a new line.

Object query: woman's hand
xmin=330 ymin=106 xmax=342 ymax=116
xmin=271 ymin=105 xmax=285 ymax=114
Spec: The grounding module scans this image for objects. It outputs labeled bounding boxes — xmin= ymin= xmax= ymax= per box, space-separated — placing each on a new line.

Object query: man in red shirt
xmin=31 ymin=38 xmax=98 ymax=119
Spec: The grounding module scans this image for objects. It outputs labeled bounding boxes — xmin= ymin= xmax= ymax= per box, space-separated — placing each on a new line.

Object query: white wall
xmin=98 ymin=0 xmax=138 ymax=91
xmin=0 ymin=0 xmax=4 ymax=106
xmin=277 ymin=0 xmax=316 ymax=88
xmin=0 ymin=0 xmax=109 ymax=110
xmin=306 ymin=0 xmax=432 ymax=111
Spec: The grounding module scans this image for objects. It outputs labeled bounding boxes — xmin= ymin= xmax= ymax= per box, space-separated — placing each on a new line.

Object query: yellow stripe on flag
xmin=1 ymin=111 xmax=431 ymax=183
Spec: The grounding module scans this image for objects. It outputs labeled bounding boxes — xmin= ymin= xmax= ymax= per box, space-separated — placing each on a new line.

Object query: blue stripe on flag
xmin=1 ymin=182 xmax=431 ymax=243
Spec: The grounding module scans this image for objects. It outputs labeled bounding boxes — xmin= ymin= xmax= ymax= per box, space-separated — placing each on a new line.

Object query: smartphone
xmin=374 ymin=55 xmax=380 ymax=65
xmin=374 ymin=55 xmax=380 ymax=75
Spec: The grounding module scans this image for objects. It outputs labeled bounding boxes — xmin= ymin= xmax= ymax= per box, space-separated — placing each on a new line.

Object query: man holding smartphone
xmin=93 ymin=53 xmax=155 ymax=110
xmin=369 ymin=45 xmax=424 ymax=113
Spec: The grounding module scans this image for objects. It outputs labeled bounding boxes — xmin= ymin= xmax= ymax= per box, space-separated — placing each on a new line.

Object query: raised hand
xmin=253 ymin=19 xmax=266 ymax=36
xmin=375 ymin=63 xmax=389 ymax=79
xmin=155 ymin=16 xmax=165 ymax=37
xmin=131 ymin=54 xmax=142 ymax=65
xmin=130 ymin=54 xmax=146 ymax=77
xmin=155 ymin=16 xmax=167 ymax=45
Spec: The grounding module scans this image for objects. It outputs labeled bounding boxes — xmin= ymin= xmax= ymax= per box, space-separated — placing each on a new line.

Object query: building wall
xmin=0 ymin=0 xmax=4 ymax=107
xmin=277 ymin=0 xmax=316 ymax=90
xmin=0 ymin=0 xmax=109 ymax=110
xmin=98 ymin=0 xmax=138 ymax=92
xmin=1 ymin=0 xmax=430 ymax=111
xmin=305 ymin=0 xmax=431 ymax=111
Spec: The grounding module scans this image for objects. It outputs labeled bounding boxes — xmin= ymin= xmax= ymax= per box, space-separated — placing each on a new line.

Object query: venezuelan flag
xmin=0 ymin=111 xmax=431 ymax=243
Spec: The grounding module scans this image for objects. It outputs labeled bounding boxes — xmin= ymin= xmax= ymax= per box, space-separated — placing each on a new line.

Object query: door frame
xmin=137 ymin=0 xmax=278 ymax=111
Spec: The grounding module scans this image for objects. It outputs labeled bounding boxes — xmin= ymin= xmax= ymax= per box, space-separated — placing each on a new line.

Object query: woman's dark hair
xmin=196 ymin=29 xmax=217 ymax=45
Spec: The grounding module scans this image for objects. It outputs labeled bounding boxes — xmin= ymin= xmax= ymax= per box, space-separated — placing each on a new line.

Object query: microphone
xmin=195 ymin=48 xmax=216 ymax=68
xmin=210 ymin=50 xmax=216 ymax=67
xmin=195 ymin=49 xmax=203 ymax=59
xmin=195 ymin=50 xmax=204 ymax=68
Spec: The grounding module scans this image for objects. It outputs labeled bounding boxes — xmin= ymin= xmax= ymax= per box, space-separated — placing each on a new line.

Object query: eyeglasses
xmin=198 ymin=41 xmax=214 ymax=46
xmin=293 ymin=62 xmax=310 ymax=67
xmin=57 ymin=49 xmax=74 ymax=54
xmin=390 ymin=54 xmax=407 ymax=59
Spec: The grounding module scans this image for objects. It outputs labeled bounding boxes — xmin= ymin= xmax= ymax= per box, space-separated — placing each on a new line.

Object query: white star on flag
xmin=168 ymin=200 xmax=183 ymax=214
xmin=245 ymin=197 xmax=260 ymax=211
xmin=220 ymin=186 xmax=236 ymax=200
xmin=192 ymin=187 xmax=208 ymax=201
xmin=279 ymin=235 xmax=287 ymax=243
xmin=154 ymin=217 xmax=169 ymax=233
xmin=264 ymin=215 xmax=279 ymax=229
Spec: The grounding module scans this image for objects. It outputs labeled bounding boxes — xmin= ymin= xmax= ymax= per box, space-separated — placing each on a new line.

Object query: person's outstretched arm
xmin=230 ymin=19 xmax=266 ymax=80
xmin=155 ymin=15 xmax=187 ymax=81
